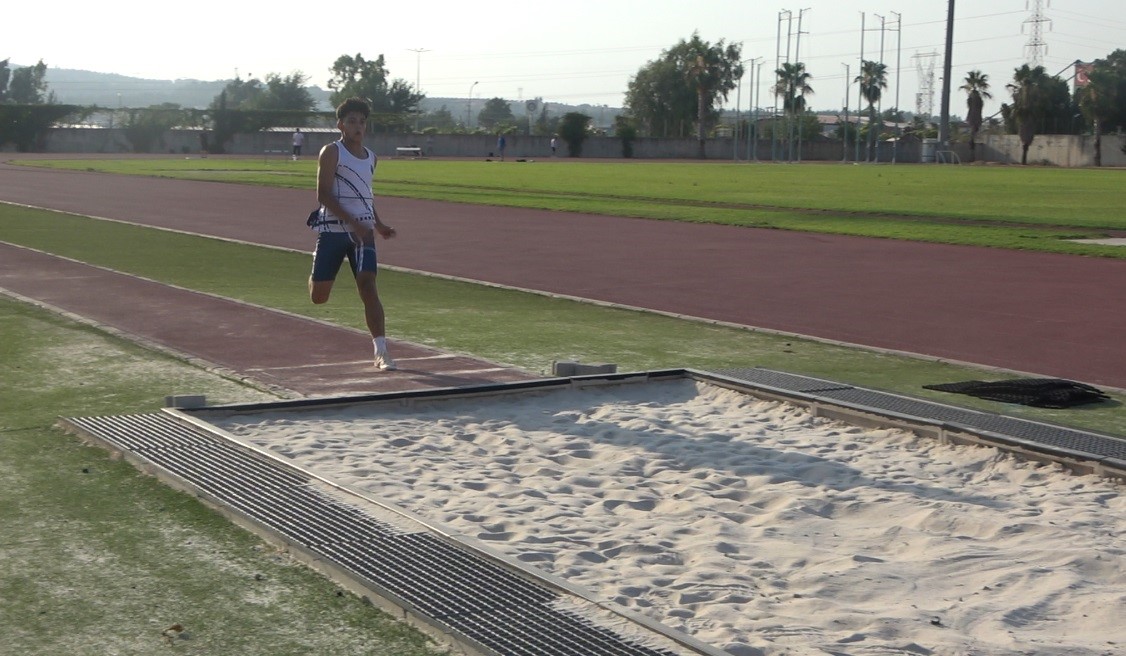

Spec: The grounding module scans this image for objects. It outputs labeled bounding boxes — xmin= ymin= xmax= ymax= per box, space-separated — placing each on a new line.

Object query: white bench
xmin=395 ymin=147 xmax=423 ymax=158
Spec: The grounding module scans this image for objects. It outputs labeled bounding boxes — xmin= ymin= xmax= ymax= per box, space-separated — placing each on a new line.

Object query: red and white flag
xmin=1075 ymin=62 xmax=1094 ymax=88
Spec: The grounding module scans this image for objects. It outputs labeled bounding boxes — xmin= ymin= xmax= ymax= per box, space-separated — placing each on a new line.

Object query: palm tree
xmin=773 ymin=62 xmax=814 ymax=159
xmin=855 ymin=60 xmax=887 ymax=161
xmin=1004 ymin=64 xmax=1051 ymax=165
xmin=960 ymin=70 xmax=992 ymax=162
xmin=682 ymin=34 xmax=744 ymax=159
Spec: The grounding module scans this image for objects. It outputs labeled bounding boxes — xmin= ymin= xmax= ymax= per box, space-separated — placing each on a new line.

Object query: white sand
xmin=209 ymin=379 xmax=1125 ymax=656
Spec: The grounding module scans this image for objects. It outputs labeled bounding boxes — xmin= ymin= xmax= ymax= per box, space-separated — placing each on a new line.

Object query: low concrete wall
xmin=36 ymin=128 xmax=928 ymax=162
xmin=981 ymin=134 xmax=1126 ymax=167
xmin=30 ymin=127 xmax=1121 ymax=166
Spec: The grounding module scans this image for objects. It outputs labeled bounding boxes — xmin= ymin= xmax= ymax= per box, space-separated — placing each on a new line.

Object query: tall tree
xmin=122 ymin=103 xmax=190 ymax=153
xmin=773 ymin=62 xmax=814 ymax=159
xmin=208 ymin=76 xmax=266 ymax=112
xmin=774 ymin=62 xmax=814 ymax=115
xmin=205 ymin=76 xmax=264 ymax=153
xmin=855 ymin=60 xmax=887 ymax=161
xmin=206 ymin=73 xmax=313 ymax=151
xmin=960 ymin=70 xmax=992 ymax=162
xmin=533 ymin=103 xmax=558 ymax=136
xmin=8 ymin=60 xmax=53 ymax=105
xmin=1078 ymin=52 xmax=1126 ymax=167
xmin=254 ymin=73 xmax=317 ymax=113
xmin=624 ymin=58 xmax=696 ymax=138
xmin=557 ymin=112 xmax=591 ymax=157
xmin=0 ymin=59 xmax=10 ymax=103
xmin=328 ymin=53 xmax=422 ymax=132
xmin=625 ymin=33 xmax=742 ymax=154
xmin=476 ymin=97 xmax=515 ymax=130
xmin=1093 ymin=50 xmax=1126 ymax=131
xmin=420 ymin=105 xmax=460 ymax=132
xmin=681 ymin=34 xmax=743 ymax=158
xmin=1002 ymin=64 xmax=1058 ymax=165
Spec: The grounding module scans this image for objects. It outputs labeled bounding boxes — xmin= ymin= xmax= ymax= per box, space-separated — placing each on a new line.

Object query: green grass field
xmin=1 ymin=157 xmax=1123 ymax=654
xmin=0 ymin=298 xmax=447 ymax=656
xmin=20 ymin=157 xmax=1126 ymax=258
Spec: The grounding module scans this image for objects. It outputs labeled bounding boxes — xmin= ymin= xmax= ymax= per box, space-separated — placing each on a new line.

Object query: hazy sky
xmin=7 ymin=0 xmax=1123 ymax=117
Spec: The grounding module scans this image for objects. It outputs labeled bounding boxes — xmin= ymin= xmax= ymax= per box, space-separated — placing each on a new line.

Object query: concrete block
xmin=164 ymin=394 xmax=207 ymax=409
xmin=552 ymin=361 xmax=577 ymax=377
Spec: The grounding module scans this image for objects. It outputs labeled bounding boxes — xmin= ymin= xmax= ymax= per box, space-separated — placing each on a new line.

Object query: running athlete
xmin=308 ymin=97 xmax=398 ymax=370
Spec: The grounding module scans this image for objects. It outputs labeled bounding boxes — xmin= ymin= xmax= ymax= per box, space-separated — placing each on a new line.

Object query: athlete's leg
xmin=355 ymin=271 xmax=385 ymax=338
xmin=309 ymin=278 xmax=335 ymax=304
xmin=351 ymin=241 xmax=395 ymax=370
xmin=309 ymin=233 xmax=347 ymax=304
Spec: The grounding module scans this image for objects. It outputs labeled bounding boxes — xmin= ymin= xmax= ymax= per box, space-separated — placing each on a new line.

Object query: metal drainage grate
xmin=711 ymin=367 xmax=1126 ymax=465
xmin=711 ymin=367 xmax=853 ymax=394
xmin=63 ymin=413 xmax=690 ymax=656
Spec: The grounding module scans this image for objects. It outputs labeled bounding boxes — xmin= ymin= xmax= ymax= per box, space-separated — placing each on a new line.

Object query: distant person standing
xmin=292 ymin=128 xmax=305 ymax=160
xmin=550 ymin=135 xmax=557 ymax=157
xmin=497 ymin=134 xmax=506 ymax=161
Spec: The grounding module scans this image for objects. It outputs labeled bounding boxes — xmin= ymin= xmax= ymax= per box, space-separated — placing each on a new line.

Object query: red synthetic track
xmin=1 ymin=157 xmax=1123 ymax=389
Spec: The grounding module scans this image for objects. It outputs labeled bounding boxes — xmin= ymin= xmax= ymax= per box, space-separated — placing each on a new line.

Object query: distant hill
xmin=41 ymin=68 xmax=333 ymax=110
xmin=39 ymin=68 xmax=622 ymax=124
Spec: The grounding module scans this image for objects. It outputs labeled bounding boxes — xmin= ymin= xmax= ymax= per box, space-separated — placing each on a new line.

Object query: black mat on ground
xmin=922 ymin=378 xmax=1110 ymax=408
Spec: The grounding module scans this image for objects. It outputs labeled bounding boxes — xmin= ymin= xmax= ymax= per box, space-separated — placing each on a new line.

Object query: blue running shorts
xmin=310 ymin=232 xmax=378 ymax=281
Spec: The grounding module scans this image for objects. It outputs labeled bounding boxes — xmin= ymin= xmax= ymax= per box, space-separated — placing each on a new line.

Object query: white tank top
xmin=317 ymin=140 xmax=376 ymax=233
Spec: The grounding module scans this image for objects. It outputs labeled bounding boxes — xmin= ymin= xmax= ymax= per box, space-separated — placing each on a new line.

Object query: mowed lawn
xmin=22 ymin=157 xmax=1126 ymax=258
xmin=1 ymin=157 xmax=1123 ymax=654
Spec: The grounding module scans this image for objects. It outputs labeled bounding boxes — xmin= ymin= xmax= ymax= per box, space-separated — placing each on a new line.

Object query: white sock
xmin=374 ymin=336 xmax=387 ymax=354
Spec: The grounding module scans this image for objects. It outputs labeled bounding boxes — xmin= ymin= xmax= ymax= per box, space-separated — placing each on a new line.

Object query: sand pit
xmin=206 ymin=379 xmax=1125 ymax=656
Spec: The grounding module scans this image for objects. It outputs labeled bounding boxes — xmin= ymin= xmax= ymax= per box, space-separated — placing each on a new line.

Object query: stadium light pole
xmin=408 ymin=48 xmax=430 ymax=132
xmin=467 ymin=81 xmax=479 ymax=130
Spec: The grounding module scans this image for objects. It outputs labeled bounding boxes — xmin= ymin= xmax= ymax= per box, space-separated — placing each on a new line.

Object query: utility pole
xmin=737 ymin=57 xmax=763 ymax=161
xmin=407 ymin=48 xmax=430 ymax=132
xmin=876 ymin=13 xmax=887 ymax=159
xmin=774 ymin=9 xmax=791 ymax=162
xmin=754 ymin=60 xmax=764 ymax=160
xmin=890 ymin=11 xmax=902 ymax=164
xmin=735 ymin=63 xmax=746 ymax=161
xmin=857 ymin=12 xmax=865 ymax=163
xmin=938 ymin=0 xmax=955 ymax=150
xmin=794 ymin=8 xmax=810 ymax=163
xmin=745 ymin=57 xmax=762 ymax=160
xmin=842 ymin=63 xmax=850 ymax=162
xmin=857 ymin=12 xmax=886 ymax=162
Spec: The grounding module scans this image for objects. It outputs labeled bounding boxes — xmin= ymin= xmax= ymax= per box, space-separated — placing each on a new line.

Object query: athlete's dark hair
xmin=336 ymin=97 xmax=371 ymax=120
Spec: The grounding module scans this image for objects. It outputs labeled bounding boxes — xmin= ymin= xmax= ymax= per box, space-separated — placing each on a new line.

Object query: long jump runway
xmin=1 ymin=159 xmax=1124 ymax=388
